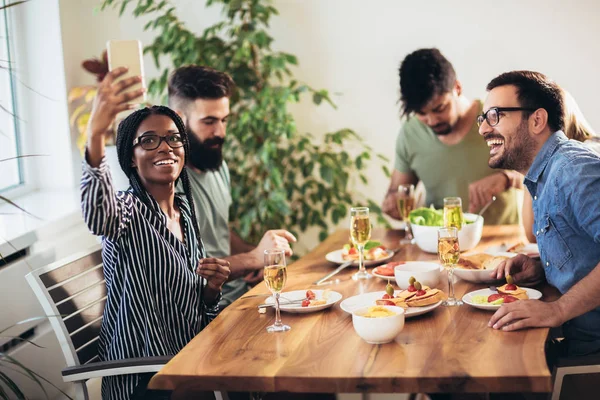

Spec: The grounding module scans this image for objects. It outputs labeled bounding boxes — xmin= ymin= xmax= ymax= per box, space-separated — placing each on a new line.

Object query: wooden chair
xmin=25 ymin=245 xmax=171 ymax=400
xmin=551 ymin=353 xmax=600 ymax=400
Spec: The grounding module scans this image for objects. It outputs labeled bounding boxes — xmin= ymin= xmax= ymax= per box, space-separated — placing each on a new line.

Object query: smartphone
xmin=106 ymin=39 xmax=147 ymax=104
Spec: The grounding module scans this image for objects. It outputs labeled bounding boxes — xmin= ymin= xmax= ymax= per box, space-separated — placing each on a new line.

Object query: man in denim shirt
xmin=478 ymin=70 xmax=600 ymax=357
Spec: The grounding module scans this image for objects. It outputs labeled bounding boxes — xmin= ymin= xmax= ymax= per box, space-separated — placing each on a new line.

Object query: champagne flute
xmin=443 ymin=197 xmax=464 ymax=230
xmin=438 ymin=227 xmax=462 ymax=306
xmin=264 ymin=249 xmax=290 ymax=332
xmin=350 ymin=207 xmax=372 ymax=281
xmin=397 ymin=184 xmax=416 ymax=245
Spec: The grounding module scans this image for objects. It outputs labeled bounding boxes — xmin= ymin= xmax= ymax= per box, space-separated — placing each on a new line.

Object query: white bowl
xmin=394 ymin=261 xmax=441 ymax=289
xmin=410 ymin=213 xmax=484 ymax=254
xmin=453 ymin=252 xmax=516 ymax=283
xmin=351 ymin=306 xmax=405 ymax=344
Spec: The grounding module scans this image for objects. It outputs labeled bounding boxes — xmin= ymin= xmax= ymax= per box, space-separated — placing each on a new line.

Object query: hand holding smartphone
xmin=106 ymin=39 xmax=147 ymax=105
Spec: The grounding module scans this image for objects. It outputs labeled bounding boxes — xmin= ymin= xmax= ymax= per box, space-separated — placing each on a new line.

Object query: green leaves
xmin=102 ymin=0 xmax=390 ymax=249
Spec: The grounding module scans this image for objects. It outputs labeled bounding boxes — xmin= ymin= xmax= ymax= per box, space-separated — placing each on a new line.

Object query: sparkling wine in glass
xmin=264 ymin=249 xmax=290 ymax=332
xmin=350 ymin=207 xmax=372 ymax=281
xmin=438 ymin=227 xmax=462 ymax=306
xmin=397 ymin=184 xmax=416 ymax=245
xmin=443 ymin=197 xmax=464 ymax=231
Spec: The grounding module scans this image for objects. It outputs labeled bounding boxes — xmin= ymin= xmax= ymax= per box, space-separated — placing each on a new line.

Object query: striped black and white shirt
xmin=81 ymin=157 xmax=219 ymax=400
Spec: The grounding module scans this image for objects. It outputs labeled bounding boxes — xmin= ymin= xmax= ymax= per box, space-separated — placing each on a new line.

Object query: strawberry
xmin=487 ymin=294 xmax=504 ymax=303
xmin=502 ymin=295 xmax=519 ymax=303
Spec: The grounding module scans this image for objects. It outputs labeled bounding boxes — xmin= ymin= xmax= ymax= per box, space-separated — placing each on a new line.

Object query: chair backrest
xmin=25 ymin=245 xmax=106 ymax=368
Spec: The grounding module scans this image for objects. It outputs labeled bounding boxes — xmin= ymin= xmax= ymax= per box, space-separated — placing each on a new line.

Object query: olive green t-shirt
xmin=394 ymin=101 xmax=520 ymax=225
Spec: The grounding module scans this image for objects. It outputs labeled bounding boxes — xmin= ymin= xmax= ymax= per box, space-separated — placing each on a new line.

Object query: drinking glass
xmin=443 ymin=197 xmax=464 ymax=230
xmin=438 ymin=227 xmax=462 ymax=306
xmin=397 ymin=184 xmax=416 ymax=244
xmin=264 ymin=249 xmax=290 ymax=332
xmin=350 ymin=207 xmax=372 ymax=281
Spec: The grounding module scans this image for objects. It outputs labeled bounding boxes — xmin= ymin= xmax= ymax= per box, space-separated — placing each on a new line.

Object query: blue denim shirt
xmin=524 ymin=131 xmax=600 ymax=356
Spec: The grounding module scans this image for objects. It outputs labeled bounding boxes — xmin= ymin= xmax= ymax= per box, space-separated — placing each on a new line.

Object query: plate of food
xmin=325 ymin=241 xmax=394 ymax=267
xmin=453 ymin=253 xmax=516 ymax=283
xmin=462 ymin=282 xmax=542 ymax=311
xmin=340 ymin=279 xmax=444 ymax=318
xmin=265 ymin=289 xmax=342 ymax=314
xmin=372 ymin=261 xmax=406 ymax=279
xmin=486 ymin=241 xmax=540 ymax=257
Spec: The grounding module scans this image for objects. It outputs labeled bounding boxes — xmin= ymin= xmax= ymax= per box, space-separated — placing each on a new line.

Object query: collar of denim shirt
xmin=525 ymin=130 xmax=568 ymax=184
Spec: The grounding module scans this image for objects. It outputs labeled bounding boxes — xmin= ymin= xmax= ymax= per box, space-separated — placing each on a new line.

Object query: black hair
xmin=399 ymin=48 xmax=457 ymax=116
xmin=168 ymin=65 xmax=235 ymax=109
xmin=115 ymin=106 xmax=204 ymax=257
xmin=486 ymin=71 xmax=565 ymax=133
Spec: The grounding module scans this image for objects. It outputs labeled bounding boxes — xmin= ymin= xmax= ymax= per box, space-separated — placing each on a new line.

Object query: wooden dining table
xmin=149 ymin=226 xmax=559 ymax=396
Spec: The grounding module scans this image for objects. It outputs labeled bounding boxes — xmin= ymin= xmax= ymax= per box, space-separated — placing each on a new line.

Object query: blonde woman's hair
xmin=563 ymin=90 xmax=596 ymax=142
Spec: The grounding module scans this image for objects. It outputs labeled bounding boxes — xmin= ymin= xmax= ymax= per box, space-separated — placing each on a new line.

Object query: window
xmin=0 ymin=3 xmax=23 ymax=193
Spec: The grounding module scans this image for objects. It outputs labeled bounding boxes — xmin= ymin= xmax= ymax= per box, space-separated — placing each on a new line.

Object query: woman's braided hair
xmin=115 ymin=105 xmax=204 ymax=257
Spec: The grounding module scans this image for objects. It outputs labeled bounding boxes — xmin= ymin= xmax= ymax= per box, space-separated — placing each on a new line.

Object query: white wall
xmin=58 ymin=0 xmax=600 ymax=245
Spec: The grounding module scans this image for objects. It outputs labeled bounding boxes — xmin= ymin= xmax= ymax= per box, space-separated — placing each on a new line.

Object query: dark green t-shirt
xmin=394 ymin=101 xmax=520 ymax=225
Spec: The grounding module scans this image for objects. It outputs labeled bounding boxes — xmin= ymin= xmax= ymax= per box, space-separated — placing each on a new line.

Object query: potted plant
xmin=100 ymin=0 xmax=391 ymax=249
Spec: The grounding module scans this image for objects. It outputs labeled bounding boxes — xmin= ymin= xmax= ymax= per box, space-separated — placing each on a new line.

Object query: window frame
xmin=0 ymin=0 xmax=25 ymax=194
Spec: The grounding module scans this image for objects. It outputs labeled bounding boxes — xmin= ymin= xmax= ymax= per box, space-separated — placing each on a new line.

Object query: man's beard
xmin=431 ymin=123 xmax=453 ymax=136
xmin=186 ymin=125 xmax=224 ymax=172
xmin=488 ymin=120 xmax=535 ymax=172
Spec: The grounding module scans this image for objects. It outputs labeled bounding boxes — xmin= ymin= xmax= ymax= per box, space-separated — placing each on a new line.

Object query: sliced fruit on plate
xmin=497 ymin=284 xmax=528 ymax=300
xmin=373 ymin=261 xmax=405 ymax=276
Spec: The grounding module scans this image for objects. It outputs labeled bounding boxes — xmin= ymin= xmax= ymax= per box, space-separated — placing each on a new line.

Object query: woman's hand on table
xmin=488 ymin=300 xmax=565 ymax=331
xmin=490 ymin=254 xmax=545 ymax=285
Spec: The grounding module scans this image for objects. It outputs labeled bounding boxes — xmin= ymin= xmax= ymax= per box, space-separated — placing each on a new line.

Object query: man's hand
xmin=488 ymin=300 xmax=565 ymax=331
xmin=490 ymin=254 xmax=545 ymax=285
xmin=382 ymin=192 xmax=401 ymax=220
xmin=243 ymin=269 xmax=264 ymax=285
xmin=250 ymin=230 xmax=297 ymax=263
xmin=196 ymin=257 xmax=231 ymax=292
xmin=468 ymin=173 xmax=508 ymax=213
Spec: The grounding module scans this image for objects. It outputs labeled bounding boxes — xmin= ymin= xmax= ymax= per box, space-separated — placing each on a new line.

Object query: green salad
xmin=408 ymin=206 xmax=475 ymax=226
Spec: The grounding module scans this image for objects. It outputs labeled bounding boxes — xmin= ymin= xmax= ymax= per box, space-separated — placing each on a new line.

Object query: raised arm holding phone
xmin=82 ymin=66 xmax=230 ymax=400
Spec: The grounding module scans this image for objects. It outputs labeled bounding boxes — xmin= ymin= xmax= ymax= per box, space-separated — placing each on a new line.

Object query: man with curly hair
xmin=382 ymin=48 xmax=521 ymax=224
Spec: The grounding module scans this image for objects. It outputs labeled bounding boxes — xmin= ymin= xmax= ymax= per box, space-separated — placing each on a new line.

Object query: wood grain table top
xmin=149 ymin=226 xmax=557 ymax=394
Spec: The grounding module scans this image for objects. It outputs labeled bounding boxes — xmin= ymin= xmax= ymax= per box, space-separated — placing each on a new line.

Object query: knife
xmin=313 ymin=260 xmax=353 ymax=285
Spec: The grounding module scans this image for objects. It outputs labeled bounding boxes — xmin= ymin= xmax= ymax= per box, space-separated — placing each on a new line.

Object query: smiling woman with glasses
xmin=477 ymin=106 xmax=538 ymax=127
xmin=80 ymin=67 xmax=231 ymax=400
xmin=132 ymin=132 xmax=184 ymax=150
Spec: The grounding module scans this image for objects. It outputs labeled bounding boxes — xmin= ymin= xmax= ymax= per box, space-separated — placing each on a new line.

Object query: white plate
xmin=266 ymin=290 xmax=342 ymax=314
xmin=462 ymin=287 xmax=543 ymax=311
xmin=325 ymin=249 xmax=394 ymax=267
xmin=371 ymin=262 xmax=405 ymax=280
xmin=486 ymin=243 xmax=540 ymax=257
xmin=339 ymin=291 xmax=442 ymax=318
xmin=374 ymin=265 xmax=445 ymax=282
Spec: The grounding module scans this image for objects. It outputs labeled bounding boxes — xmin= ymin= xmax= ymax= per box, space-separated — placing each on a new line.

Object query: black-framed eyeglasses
xmin=132 ymin=134 xmax=184 ymax=151
xmin=477 ymin=107 xmax=538 ymax=127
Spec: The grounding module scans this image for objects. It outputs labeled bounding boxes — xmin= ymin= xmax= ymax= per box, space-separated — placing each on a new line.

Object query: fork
xmin=257 ymin=297 xmax=308 ymax=309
